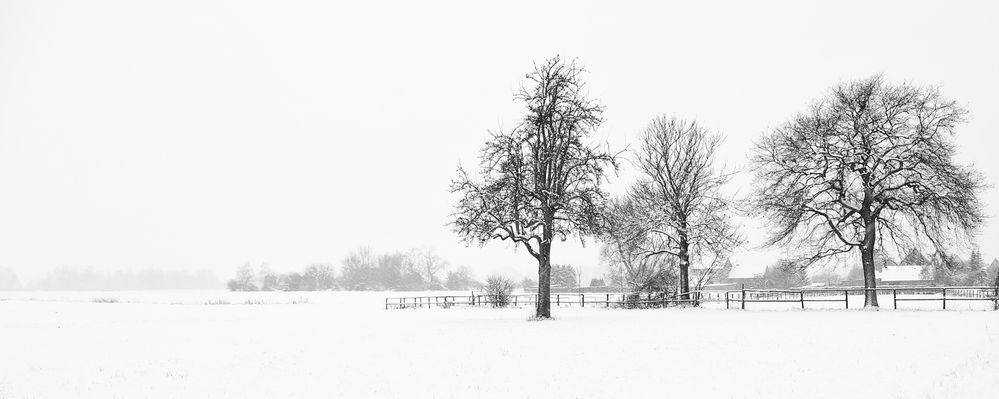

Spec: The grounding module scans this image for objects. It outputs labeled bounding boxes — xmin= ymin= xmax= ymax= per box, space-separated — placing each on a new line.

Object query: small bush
xmin=484 ymin=275 xmax=515 ymax=308
xmin=203 ymin=299 xmax=231 ymax=305
xmin=612 ymin=293 xmax=665 ymax=309
xmin=92 ymin=297 xmax=119 ymax=303
xmin=617 ymin=293 xmax=644 ymax=309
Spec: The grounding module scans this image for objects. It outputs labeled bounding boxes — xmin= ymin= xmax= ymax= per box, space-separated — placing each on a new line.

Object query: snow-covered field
xmin=1 ymin=290 xmax=997 ymax=398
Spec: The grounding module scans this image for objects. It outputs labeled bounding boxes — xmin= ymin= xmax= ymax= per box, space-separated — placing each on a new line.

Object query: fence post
xmin=741 ymin=285 xmax=746 ymax=310
xmin=606 ymin=293 xmax=610 ymax=308
xmin=557 ymin=294 xmax=560 ymax=306
xmin=942 ymin=288 xmax=947 ymax=310
xmin=844 ymin=290 xmax=849 ymax=309
xmin=800 ymin=291 xmax=805 ymax=309
xmin=726 ymin=292 xmax=730 ymax=309
xmin=893 ymin=289 xmax=897 ymax=310
xmin=581 ymin=294 xmax=585 ymax=307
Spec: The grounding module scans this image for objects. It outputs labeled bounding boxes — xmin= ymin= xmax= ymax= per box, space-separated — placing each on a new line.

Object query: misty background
xmin=1 ymin=0 xmax=997 ymax=288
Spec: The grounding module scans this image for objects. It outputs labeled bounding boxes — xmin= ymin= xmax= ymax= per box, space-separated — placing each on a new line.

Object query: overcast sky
xmin=1 ymin=0 xmax=997 ymax=282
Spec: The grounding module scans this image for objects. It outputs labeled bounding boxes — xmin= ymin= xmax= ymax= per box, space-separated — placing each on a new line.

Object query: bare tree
xmin=551 ymin=264 xmax=578 ymax=289
xmin=599 ymin=196 xmax=679 ymax=293
xmin=750 ymin=76 xmax=986 ymax=308
xmin=258 ymin=264 xmax=279 ymax=291
xmin=407 ymin=248 xmax=448 ymax=289
xmin=302 ymin=263 xmax=336 ymax=290
xmin=339 ymin=247 xmax=377 ymax=290
xmin=451 ymin=56 xmax=617 ymax=319
xmin=627 ymin=116 xmax=742 ymax=299
xmin=752 ymin=260 xmax=810 ymax=289
xmin=445 ymin=266 xmax=476 ymax=290
xmin=226 ymin=263 xmax=258 ymax=291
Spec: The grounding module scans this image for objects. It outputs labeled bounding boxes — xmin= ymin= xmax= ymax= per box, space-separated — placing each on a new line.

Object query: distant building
xmin=840 ymin=249 xmax=934 ymax=287
xmin=877 ymin=264 xmax=933 ymax=286
xmin=698 ymin=260 xmax=754 ymax=290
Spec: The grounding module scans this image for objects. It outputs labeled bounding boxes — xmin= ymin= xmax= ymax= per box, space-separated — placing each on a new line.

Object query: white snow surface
xmin=1 ymin=290 xmax=997 ymax=398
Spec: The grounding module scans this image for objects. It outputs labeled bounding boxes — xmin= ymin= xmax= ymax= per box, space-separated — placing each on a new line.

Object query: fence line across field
xmin=384 ymin=291 xmax=701 ymax=310
xmin=725 ymin=286 xmax=999 ymax=310
xmin=384 ymin=286 xmax=999 ymax=310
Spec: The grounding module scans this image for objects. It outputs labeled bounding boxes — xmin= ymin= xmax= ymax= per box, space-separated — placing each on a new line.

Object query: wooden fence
xmin=384 ymin=291 xmax=701 ymax=310
xmin=725 ymin=286 xmax=999 ymax=310
xmin=385 ymin=286 xmax=999 ymax=311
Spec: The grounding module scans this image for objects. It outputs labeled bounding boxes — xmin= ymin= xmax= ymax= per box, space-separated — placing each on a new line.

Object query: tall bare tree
xmin=451 ymin=56 xmax=617 ymax=318
xmin=598 ymin=196 xmax=678 ymax=293
xmin=628 ymin=116 xmax=742 ymax=299
xmin=750 ymin=76 xmax=986 ymax=308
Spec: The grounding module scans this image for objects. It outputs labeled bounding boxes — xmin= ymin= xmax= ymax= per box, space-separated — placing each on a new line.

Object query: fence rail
xmin=385 ymin=286 xmax=999 ymax=311
xmin=725 ymin=286 xmax=999 ymax=310
xmin=384 ymin=291 xmax=702 ymax=310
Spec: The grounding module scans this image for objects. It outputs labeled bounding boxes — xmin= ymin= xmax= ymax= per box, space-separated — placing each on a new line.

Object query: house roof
xmin=879 ymin=265 xmax=929 ymax=282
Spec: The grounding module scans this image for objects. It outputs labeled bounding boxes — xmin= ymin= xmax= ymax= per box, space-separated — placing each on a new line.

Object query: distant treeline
xmin=0 ymin=266 xmax=221 ymax=291
xmin=226 ymin=248 xmax=611 ymax=292
xmin=227 ymin=248 xmax=486 ymax=292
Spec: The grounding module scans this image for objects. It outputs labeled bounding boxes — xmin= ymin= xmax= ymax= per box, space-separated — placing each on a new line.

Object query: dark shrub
xmin=484 ymin=275 xmax=515 ymax=308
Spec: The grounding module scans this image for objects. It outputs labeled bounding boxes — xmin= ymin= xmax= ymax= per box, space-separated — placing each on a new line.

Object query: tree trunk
xmin=535 ymin=248 xmax=551 ymax=319
xmin=860 ymin=217 xmax=879 ymax=308
xmin=535 ymin=212 xmax=554 ymax=319
xmin=678 ymin=234 xmax=690 ymax=300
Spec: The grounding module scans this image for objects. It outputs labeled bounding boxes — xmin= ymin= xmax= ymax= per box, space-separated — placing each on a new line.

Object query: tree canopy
xmin=750 ymin=76 xmax=985 ymax=307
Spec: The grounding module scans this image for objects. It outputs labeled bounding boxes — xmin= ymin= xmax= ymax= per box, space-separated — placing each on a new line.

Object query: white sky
xmin=1 ymin=0 xmax=997 ymax=282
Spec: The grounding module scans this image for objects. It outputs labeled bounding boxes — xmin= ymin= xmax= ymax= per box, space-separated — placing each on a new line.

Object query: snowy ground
xmin=1 ymin=290 xmax=997 ymax=398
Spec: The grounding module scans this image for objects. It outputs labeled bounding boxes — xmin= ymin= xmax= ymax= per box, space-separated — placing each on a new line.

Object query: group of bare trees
xmin=452 ymin=57 xmax=987 ymax=318
xmin=226 ymin=247 xmax=478 ymax=292
xmin=338 ymin=247 xmax=454 ymax=291
xmin=227 ymin=263 xmax=335 ymax=292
